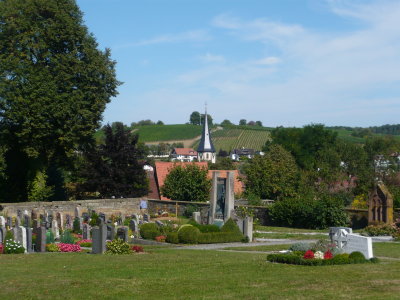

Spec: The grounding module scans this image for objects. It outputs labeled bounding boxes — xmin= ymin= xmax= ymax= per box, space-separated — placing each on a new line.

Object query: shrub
xmin=58 ymin=243 xmax=81 ymax=252
xmin=131 ymin=245 xmax=144 ymax=253
xmin=198 ymin=232 xmax=244 ymax=244
xmin=270 ymin=194 xmax=349 ymax=229
xmin=349 ymin=251 xmax=366 ymax=263
xmin=369 ymin=257 xmax=379 ymax=263
xmin=362 ymin=224 xmax=396 ymax=236
xmin=60 ymin=230 xmax=75 ymax=244
xmin=331 ymin=253 xmax=350 ymax=265
xmin=311 ymin=239 xmax=337 ymax=253
xmin=3 ymin=240 xmax=25 ymax=254
xmin=178 ymin=226 xmax=200 ymax=244
xmin=5 ymin=230 xmax=14 ymax=241
xmin=187 ymin=220 xmax=220 ymax=233
xmin=73 ymin=218 xmax=81 ymax=234
xmin=46 ymin=243 xmax=60 ymax=252
xmin=106 ymin=239 xmax=131 ymax=254
xmin=79 ymin=242 xmax=92 ymax=247
xmin=166 ymin=232 xmax=179 ymax=244
xmin=46 ymin=230 xmax=55 ymax=244
xmin=289 ymin=242 xmax=310 ymax=252
xmin=89 ymin=212 xmax=100 ymax=227
xmin=140 ymin=223 xmax=161 ymax=240
xmin=221 ymin=218 xmax=243 ymax=236
xmin=184 ymin=204 xmax=199 ymax=218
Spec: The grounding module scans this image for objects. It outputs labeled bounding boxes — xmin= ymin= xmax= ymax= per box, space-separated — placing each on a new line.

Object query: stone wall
xmin=0 ymin=198 xmax=142 ymax=217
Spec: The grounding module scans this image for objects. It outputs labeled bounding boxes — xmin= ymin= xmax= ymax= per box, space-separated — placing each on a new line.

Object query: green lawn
xmin=253 ymin=232 xmax=328 ymax=240
xmin=1 ymin=248 xmax=399 ymax=299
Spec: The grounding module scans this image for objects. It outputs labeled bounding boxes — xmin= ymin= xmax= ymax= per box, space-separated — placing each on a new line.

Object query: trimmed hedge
xmin=267 ymin=253 xmax=379 ymax=266
xmin=178 ymin=226 xmax=200 ymax=244
xmin=198 ymin=232 xmax=243 ymax=244
xmin=166 ymin=232 xmax=179 ymax=244
xmin=140 ymin=223 xmax=161 ymax=240
xmin=221 ymin=218 xmax=243 ymax=236
xmin=188 ymin=220 xmax=220 ymax=233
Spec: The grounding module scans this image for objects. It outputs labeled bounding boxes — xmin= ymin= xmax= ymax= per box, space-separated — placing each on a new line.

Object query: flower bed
xmin=76 ymin=239 xmax=92 ymax=247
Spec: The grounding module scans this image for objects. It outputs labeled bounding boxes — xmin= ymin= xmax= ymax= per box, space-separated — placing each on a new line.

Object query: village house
xmin=170 ymin=148 xmax=198 ymax=162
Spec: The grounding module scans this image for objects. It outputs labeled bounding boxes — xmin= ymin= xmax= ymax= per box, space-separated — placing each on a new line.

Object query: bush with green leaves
xmin=348 ymin=251 xmax=366 ymax=263
xmin=73 ymin=218 xmax=81 ymax=234
xmin=60 ymin=230 xmax=75 ymax=244
xmin=46 ymin=243 xmax=60 ymax=252
xmin=362 ymin=224 xmax=396 ymax=236
xmin=270 ymin=194 xmax=349 ymax=229
xmin=184 ymin=204 xmax=199 ymax=218
xmin=140 ymin=223 xmax=161 ymax=240
xmin=187 ymin=220 xmax=220 ymax=233
xmin=3 ymin=240 xmax=25 ymax=254
xmin=89 ymin=212 xmax=100 ymax=227
xmin=106 ymin=239 xmax=131 ymax=254
xmin=166 ymin=232 xmax=179 ymax=244
xmin=198 ymin=232 xmax=243 ymax=244
xmin=178 ymin=226 xmax=200 ymax=244
xmin=46 ymin=230 xmax=55 ymax=244
xmin=221 ymin=218 xmax=243 ymax=236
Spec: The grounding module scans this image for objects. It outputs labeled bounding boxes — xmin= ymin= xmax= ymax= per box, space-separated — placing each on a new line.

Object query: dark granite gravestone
xmin=48 ymin=214 xmax=53 ymax=227
xmin=116 ymin=227 xmax=129 ymax=243
xmin=0 ymin=226 xmax=5 ymax=243
xmin=82 ymin=212 xmax=90 ymax=222
xmin=143 ymin=214 xmax=149 ymax=222
xmin=26 ymin=227 xmax=33 ymax=253
xmin=24 ymin=215 xmax=31 ymax=228
xmin=155 ymin=220 xmax=164 ymax=227
xmin=129 ymin=219 xmax=137 ymax=232
xmin=106 ymin=225 xmax=115 ymax=240
xmin=82 ymin=223 xmax=90 ymax=240
xmin=33 ymin=226 xmax=46 ymax=252
xmin=65 ymin=214 xmax=72 ymax=229
xmin=92 ymin=224 xmax=107 ymax=254
xmin=99 ymin=213 xmax=106 ymax=222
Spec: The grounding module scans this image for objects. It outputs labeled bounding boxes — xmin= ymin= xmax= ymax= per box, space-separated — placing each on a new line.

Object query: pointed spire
xmin=197 ymin=105 xmax=215 ymax=153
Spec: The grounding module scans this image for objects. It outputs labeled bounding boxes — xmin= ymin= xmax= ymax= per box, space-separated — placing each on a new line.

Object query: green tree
xmin=239 ymin=119 xmax=247 ymax=126
xmin=244 ymin=145 xmax=299 ymax=200
xmin=201 ymin=113 xmax=213 ymax=127
xmin=189 ymin=111 xmax=201 ymax=125
xmin=255 ymin=121 xmax=263 ymax=127
xmin=161 ymin=164 xmax=211 ymax=202
xmin=221 ymin=119 xmax=233 ymax=127
xmin=78 ymin=123 xmax=148 ymax=198
xmin=0 ymin=0 xmax=120 ymax=202
xmin=208 ymin=157 xmax=236 ymax=170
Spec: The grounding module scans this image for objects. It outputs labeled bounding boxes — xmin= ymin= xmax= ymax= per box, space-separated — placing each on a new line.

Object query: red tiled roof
xmin=154 ymin=162 xmax=244 ymax=200
xmin=173 ymin=148 xmax=198 ymax=156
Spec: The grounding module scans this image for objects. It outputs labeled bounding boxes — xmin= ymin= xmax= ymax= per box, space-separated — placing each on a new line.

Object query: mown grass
xmin=0 ymin=248 xmax=399 ymax=299
xmin=253 ymin=232 xmax=328 ymax=240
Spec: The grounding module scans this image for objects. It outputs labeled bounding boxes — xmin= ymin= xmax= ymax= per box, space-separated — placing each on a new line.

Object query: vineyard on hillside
xmin=134 ymin=124 xmax=202 ymax=142
xmin=192 ymin=128 xmax=271 ymax=152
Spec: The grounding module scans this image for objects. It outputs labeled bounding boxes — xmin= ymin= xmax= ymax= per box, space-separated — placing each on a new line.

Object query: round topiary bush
xmin=349 ymin=251 xmax=366 ymax=263
xmin=178 ymin=226 xmax=200 ymax=244
xmin=166 ymin=232 xmax=179 ymax=244
xmin=140 ymin=223 xmax=161 ymax=240
xmin=221 ymin=218 xmax=242 ymax=236
xmin=331 ymin=253 xmax=350 ymax=265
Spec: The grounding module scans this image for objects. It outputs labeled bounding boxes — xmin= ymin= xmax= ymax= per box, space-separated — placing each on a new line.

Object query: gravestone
xmin=106 ymin=225 xmax=115 ymax=240
xmin=32 ymin=219 xmax=40 ymax=228
xmin=24 ymin=215 xmax=31 ymax=228
xmin=116 ymin=227 xmax=129 ymax=243
xmin=56 ymin=213 xmax=64 ymax=230
xmin=368 ymin=183 xmax=394 ymax=224
xmin=329 ymin=227 xmax=353 ymax=244
xmin=12 ymin=226 xmax=19 ymax=242
xmin=224 ymin=171 xmax=235 ymax=220
xmin=143 ymin=214 xmax=150 ymax=222
xmin=48 ymin=214 xmax=53 ymax=227
xmin=74 ymin=207 xmax=80 ymax=218
xmin=17 ymin=226 xmax=27 ymax=252
xmin=99 ymin=213 xmax=106 ymax=222
xmin=51 ymin=220 xmax=60 ymax=239
xmin=15 ymin=216 xmax=21 ymax=227
xmin=344 ymin=234 xmax=373 ymax=259
xmin=140 ymin=199 xmax=148 ymax=210
xmin=192 ymin=212 xmax=201 ymax=224
xmin=208 ymin=171 xmax=235 ymax=224
xmin=82 ymin=223 xmax=91 ymax=240
xmin=82 ymin=212 xmax=90 ymax=222
xmin=7 ymin=217 xmax=12 ymax=228
xmin=34 ymin=227 xmax=46 ymax=252
xmin=65 ymin=215 xmax=72 ymax=229
xmin=26 ymin=227 xmax=33 ymax=253
xmin=243 ymin=216 xmax=253 ymax=242
xmin=31 ymin=210 xmax=37 ymax=221
xmin=155 ymin=220 xmax=164 ymax=227
xmin=0 ymin=216 xmax=5 ymax=227
xmin=0 ymin=226 xmax=5 ymax=243
xmin=17 ymin=209 xmax=22 ymax=219
xmin=92 ymin=224 xmax=107 ymax=254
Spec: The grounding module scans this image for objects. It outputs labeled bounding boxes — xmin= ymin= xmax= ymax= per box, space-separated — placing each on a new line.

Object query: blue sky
xmin=76 ymin=0 xmax=400 ymax=127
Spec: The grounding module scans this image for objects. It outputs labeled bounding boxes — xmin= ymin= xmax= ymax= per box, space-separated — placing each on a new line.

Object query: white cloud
xmin=199 ymin=53 xmax=225 ymax=63
xmin=253 ymin=56 xmax=281 ymax=65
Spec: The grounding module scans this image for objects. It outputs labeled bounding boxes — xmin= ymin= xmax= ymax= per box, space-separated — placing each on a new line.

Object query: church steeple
xmin=197 ymin=104 xmax=216 ymax=163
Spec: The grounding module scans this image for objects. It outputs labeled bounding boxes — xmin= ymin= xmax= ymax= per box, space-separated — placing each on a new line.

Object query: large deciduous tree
xmin=0 ymin=0 xmax=120 ymax=202
xmin=78 ymin=123 xmax=148 ymax=198
xmin=161 ymin=164 xmax=211 ymax=202
xmin=244 ymin=145 xmax=299 ymax=200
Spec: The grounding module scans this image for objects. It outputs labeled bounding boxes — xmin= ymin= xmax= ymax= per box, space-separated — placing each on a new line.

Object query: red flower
xmin=303 ymin=250 xmax=315 ymax=259
xmin=324 ymin=250 xmax=333 ymax=259
xmin=155 ymin=235 xmax=166 ymax=242
xmin=0 ymin=244 xmax=3 ymax=254
xmin=131 ymin=245 xmax=144 ymax=253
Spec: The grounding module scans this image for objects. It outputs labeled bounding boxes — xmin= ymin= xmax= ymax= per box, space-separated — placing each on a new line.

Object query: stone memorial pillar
xmin=224 ymin=171 xmax=235 ymax=220
xmin=34 ymin=227 xmax=46 ymax=252
xmin=192 ymin=212 xmax=201 ymax=224
xmin=244 ymin=216 xmax=253 ymax=242
xmin=92 ymin=224 xmax=107 ymax=254
xmin=208 ymin=171 xmax=219 ymax=224
xmin=26 ymin=227 xmax=33 ymax=253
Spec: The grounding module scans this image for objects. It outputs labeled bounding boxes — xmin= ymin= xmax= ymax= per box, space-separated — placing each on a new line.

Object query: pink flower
xmin=58 ymin=243 xmax=81 ymax=252
xmin=76 ymin=239 xmax=92 ymax=245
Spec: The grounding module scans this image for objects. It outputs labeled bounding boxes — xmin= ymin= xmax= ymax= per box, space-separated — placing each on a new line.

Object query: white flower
xmin=314 ymin=251 xmax=324 ymax=259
